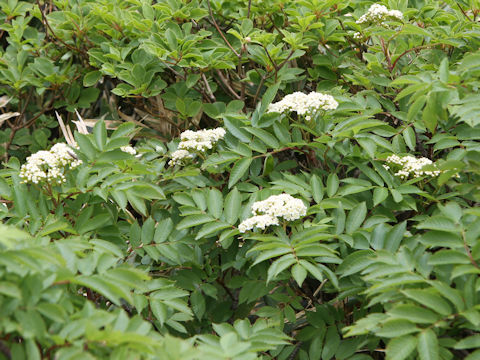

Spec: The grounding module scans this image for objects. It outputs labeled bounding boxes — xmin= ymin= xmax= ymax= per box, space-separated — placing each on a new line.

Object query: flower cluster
xmin=353 ymin=32 xmax=363 ymax=40
xmin=20 ymin=143 xmax=82 ymax=185
xmin=238 ymin=193 xmax=307 ymax=233
xmin=120 ymin=145 xmax=136 ymax=155
xmin=169 ymin=149 xmax=195 ymax=166
xmin=384 ymin=154 xmax=441 ymax=179
xmin=179 ymin=128 xmax=226 ymax=151
xmin=267 ymin=92 xmax=338 ymax=119
xmin=169 ymin=128 xmax=226 ymax=166
xmin=356 ymin=4 xmax=403 ymax=25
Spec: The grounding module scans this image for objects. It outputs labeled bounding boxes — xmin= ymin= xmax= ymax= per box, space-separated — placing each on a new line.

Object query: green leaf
xmin=176 ymin=214 xmax=214 ymax=230
xmin=373 ymin=187 xmax=388 ymax=206
xmin=224 ymin=187 xmax=241 ymax=225
xmin=438 ymin=58 xmax=449 ymax=83
xmin=244 ymin=127 xmax=280 ymax=149
xmin=403 ymin=127 xmax=416 ymax=151
xmin=428 ymin=250 xmax=470 ymax=265
xmin=191 ymin=290 xmax=206 ymax=320
xmin=141 ymin=217 xmax=156 ymax=244
xmin=454 ymin=335 xmax=480 ymax=349
xmin=260 ymin=82 xmax=280 ymax=115
xmin=26 ymin=339 xmax=41 ymax=360
xmin=195 ymin=222 xmax=231 ymax=240
xmin=93 ymin=120 xmax=107 ymax=150
xmin=150 ymin=299 xmax=168 ymax=325
xmin=338 ymin=250 xmax=375 ymax=277
xmin=207 ymin=188 xmax=223 ymax=219
xmin=322 ymin=326 xmax=340 ymax=360
xmin=376 ymin=319 xmax=419 ymax=338
xmin=0 ymin=281 xmax=21 ymax=298
xmin=346 ymin=202 xmax=367 ymax=234
xmin=110 ymin=122 xmax=136 ymax=139
xmin=389 ymin=304 xmax=439 ymax=324
xmin=39 ymin=219 xmax=75 ymax=236
xmin=402 ymin=289 xmax=452 ymax=316
xmin=267 ymin=254 xmax=296 ymax=282
xmin=291 ymin=263 xmax=307 ymax=286
xmin=417 ymin=216 xmax=459 ymax=233
xmin=228 ymin=158 xmax=252 ymax=188
xmin=310 ymin=175 xmax=324 ymax=203
xmin=417 ymin=329 xmax=439 ymax=360
xmin=326 ymin=173 xmax=339 ymax=197
xmin=422 ymin=96 xmax=438 ymax=134
xmin=262 ymin=154 xmax=274 ymax=176
xmin=79 ymin=213 xmax=111 ymax=234
xmin=83 ymin=71 xmax=102 ymax=86
xmin=385 ymin=221 xmax=406 ymax=253
xmin=386 ymin=336 xmax=418 ymax=360
xmin=75 ymin=133 xmax=97 ymax=160
xmin=126 ymin=192 xmax=147 ymax=216
xmin=407 ymin=95 xmax=427 ymax=122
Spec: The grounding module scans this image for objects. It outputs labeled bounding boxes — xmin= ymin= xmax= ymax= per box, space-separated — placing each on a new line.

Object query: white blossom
xmin=385 ymin=154 xmax=441 ymax=179
xmin=238 ymin=193 xmax=307 ymax=233
xmin=238 ymin=215 xmax=279 ymax=233
xmin=267 ymin=92 xmax=338 ymax=119
xmin=353 ymin=32 xmax=362 ymax=40
xmin=169 ymin=127 xmax=226 ymax=166
xmin=179 ymin=128 xmax=225 ymax=151
xmin=120 ymin=145 xmax=136 ymax=155
xmin=168 ymin=149 xmax=194 ymax=166
xmin=356 ymin=4 xmax=403 ymax=25
xmin=20 ymin=143 xmax=82 ymax=185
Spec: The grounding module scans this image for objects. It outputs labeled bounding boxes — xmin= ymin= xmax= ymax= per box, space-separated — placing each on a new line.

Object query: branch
xmin=215 ymin=70 xmax=241 ymax=100
xmin=206 ymin=0 xmax=240 ymax=58
xmin=36 ymin=0 xmax=87 ymax=56
xmin=390 ymin=45 xmax=436 ymax=72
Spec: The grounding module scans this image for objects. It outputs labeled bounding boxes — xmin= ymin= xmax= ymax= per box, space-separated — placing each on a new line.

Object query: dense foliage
xmin=1 ymin=0 xmax=480 ymax=359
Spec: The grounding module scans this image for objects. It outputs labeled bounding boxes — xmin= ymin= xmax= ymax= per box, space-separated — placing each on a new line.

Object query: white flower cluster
xmin=356 ymin=4 xmax=403 ymax=24
xmin=169 ymin=128 xmax=226 ymax=166
xmin=238 ymin=214 xmax=280 ymax=233
xmin=385 ymin=154 xmax=441 ymax=179
xmin=179 ymin=128 xmax=226 ymax=151
xmin=20 ymin=143 xmax=82 ymax=185
xmin=238 ymin=193 xmax=307 ymax=233
xmin=267 ymin=92 xmax=338 ymax=119
xmin=120 ymin=145 xmax=136 ymax=155
xmin=169 ymin=149 xmax=195 ymax=166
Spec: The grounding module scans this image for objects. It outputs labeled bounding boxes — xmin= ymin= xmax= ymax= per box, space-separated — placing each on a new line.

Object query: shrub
xmin=1 ymin=0 xmax=480 ymax=359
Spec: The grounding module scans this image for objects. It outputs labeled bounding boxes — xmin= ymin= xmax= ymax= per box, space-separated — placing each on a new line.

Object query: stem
xmin=390 ymin=45 xmax=436 ymax=72
xmin=462 ymin=230 xmax=479 ymax=269
xmin=36 ymin=0 xmax=87 ymax=57
xmin=201 ymin=73 xmax=216 ymax=101
xmin=206 ymin=0 xmax=240 ymax=58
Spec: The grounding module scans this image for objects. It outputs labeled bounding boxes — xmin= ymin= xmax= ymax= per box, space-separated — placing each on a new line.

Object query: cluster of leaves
xmin=1 ymin=0 xmax=480 ymax=359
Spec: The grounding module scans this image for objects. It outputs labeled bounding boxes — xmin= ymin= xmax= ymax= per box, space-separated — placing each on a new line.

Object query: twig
xmin=380 ymin=37 xmax=392 ymax=70
xmin=215 ymin=70 xmax=241 ymax=99
xmin=457 ymin=3 xmax=473 ymax=21
xmin=206 ymin=0 xmax=240 ymax=58
xmin=463 ymin=230 xmax=479 ymax=269
xmin=390 ymin=44 xmax=435 ymax=72
xmin=202 ymin=73 xmax=216 ymax=101
xmin=253 ymin=74 xmax=266 ymax=104
xmin=36 ymin=0 xmax=87 ymax=56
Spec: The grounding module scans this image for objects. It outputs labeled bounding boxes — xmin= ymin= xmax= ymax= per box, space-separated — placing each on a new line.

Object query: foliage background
xmin=0 ymin=0 xmax=480 ymax=359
